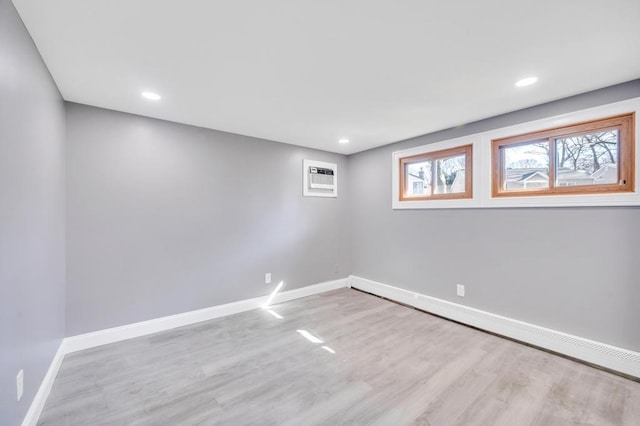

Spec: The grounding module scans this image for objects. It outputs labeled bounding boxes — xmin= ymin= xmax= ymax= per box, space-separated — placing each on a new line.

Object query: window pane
xmin=555 ymin=130 xmax=619 ymax=187
xmin=405 ymin=161 xmax=432 ymax=196
xmin=433 ymin=155 xmax=466 ymax=194
xmin=502 ymin=141 xmax=549 ymax=190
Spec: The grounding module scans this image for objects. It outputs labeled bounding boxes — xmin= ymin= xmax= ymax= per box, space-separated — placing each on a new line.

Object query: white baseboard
xmin=349 ymin=275 xmax=640 ymax=379
xmin=21 ymin=342 xmax=66 ymax=426
xmin=63 ymin=295 xmax=264 ymax=354
xmin=23 ymin=277 xmax=348 ymax=426
xmin=64 ymin=277 xmax=348 ymax=354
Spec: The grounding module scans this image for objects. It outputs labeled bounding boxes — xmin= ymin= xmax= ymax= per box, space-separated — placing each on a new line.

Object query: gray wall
xmin=65 ymin=103 xmax=350 ymax=336
xmin=349 ymin=80 xmax=640 ymax=353
xmin=0 ymin=0 xmax=66 ymax=424
xmin=2 ymin=2 xmax=637 ymax=419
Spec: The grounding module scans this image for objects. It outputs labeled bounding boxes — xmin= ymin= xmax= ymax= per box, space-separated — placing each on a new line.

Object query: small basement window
xmin=492 ymin=113 xmax=635 ymax=197
xmin=399 ymin=144 xmax=473 ymax=201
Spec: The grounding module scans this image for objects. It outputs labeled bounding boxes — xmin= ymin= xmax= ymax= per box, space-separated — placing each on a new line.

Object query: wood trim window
xmin=399 ymin=144 xmax=472 ymax=201
xmin=491 ymin=113 xmax=635 ymax=197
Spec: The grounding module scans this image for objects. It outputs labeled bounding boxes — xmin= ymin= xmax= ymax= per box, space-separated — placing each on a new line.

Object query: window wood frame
xmin=399 ymin=144 xmax=473 ymax=201
xmin=491 ymin=113 xmax=635 ymax=198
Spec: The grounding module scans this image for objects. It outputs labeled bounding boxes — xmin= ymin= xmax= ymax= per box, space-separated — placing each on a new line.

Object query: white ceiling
xmin=13 ymin=0 xmax=640 ymax=154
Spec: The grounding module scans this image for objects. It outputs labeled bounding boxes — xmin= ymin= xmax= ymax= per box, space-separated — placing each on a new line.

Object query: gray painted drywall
xmin=65 ymin=103 xmax=350 ymax=336
xmin=0 ymin=0 xmax=66 ymax=424
xmin=2 ymin=3 xmax=637 ymax=418
xmin=349 ymin=80 xmax=640 ymax=353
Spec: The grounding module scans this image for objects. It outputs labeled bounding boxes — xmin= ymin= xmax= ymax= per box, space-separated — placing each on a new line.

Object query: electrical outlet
xmin=17 ymin=370 xmax=24 ymax=402
xmin=265 ymin=273 xmax=271 ymax=284
xmin=456 ymin=284 xmax=465 ymax=297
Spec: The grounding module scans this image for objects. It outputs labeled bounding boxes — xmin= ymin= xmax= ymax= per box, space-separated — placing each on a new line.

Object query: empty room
xmin=2 ymin=0 xmax=640 ymax=425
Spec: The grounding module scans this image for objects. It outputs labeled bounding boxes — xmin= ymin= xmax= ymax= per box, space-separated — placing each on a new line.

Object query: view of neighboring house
xmin=407 ymin=154 xmax=617 ymax=195
xmin=407 ymin=169 xmax=431 ymax=195
xmin=590 ymin=163 xmax=618 ymax=183
xmin=505 ymin=169 xmax=549 ymax=189
xmin=450 ymin=170 xmax=465 ymax=192
xmin=504 ymin=163 xmax=618 ymax=190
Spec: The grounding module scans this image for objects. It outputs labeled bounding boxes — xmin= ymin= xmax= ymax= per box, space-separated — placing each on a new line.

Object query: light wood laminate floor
xmin=39 ymin=289 xmax=640 ymax=425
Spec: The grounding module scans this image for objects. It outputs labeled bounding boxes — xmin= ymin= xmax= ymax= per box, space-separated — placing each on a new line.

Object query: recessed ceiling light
xmin=515 ymin=77 xmax=538 ymax=88
xmin=338 ymin=138 xmax=349 ymax=144
xmin=141 ymin=91 xmax=161 ymax=101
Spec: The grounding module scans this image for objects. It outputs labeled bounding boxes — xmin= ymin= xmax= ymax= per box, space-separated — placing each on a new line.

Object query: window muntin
xmin=399 ymin=145 xmax=472 ymax=201
xmin=492 ymin=113 xmax=634 ymax=197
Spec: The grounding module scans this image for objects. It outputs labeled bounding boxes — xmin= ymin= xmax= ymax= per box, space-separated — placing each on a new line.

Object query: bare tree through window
xmin=492 ymin=113 xmax=633 ymax=197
